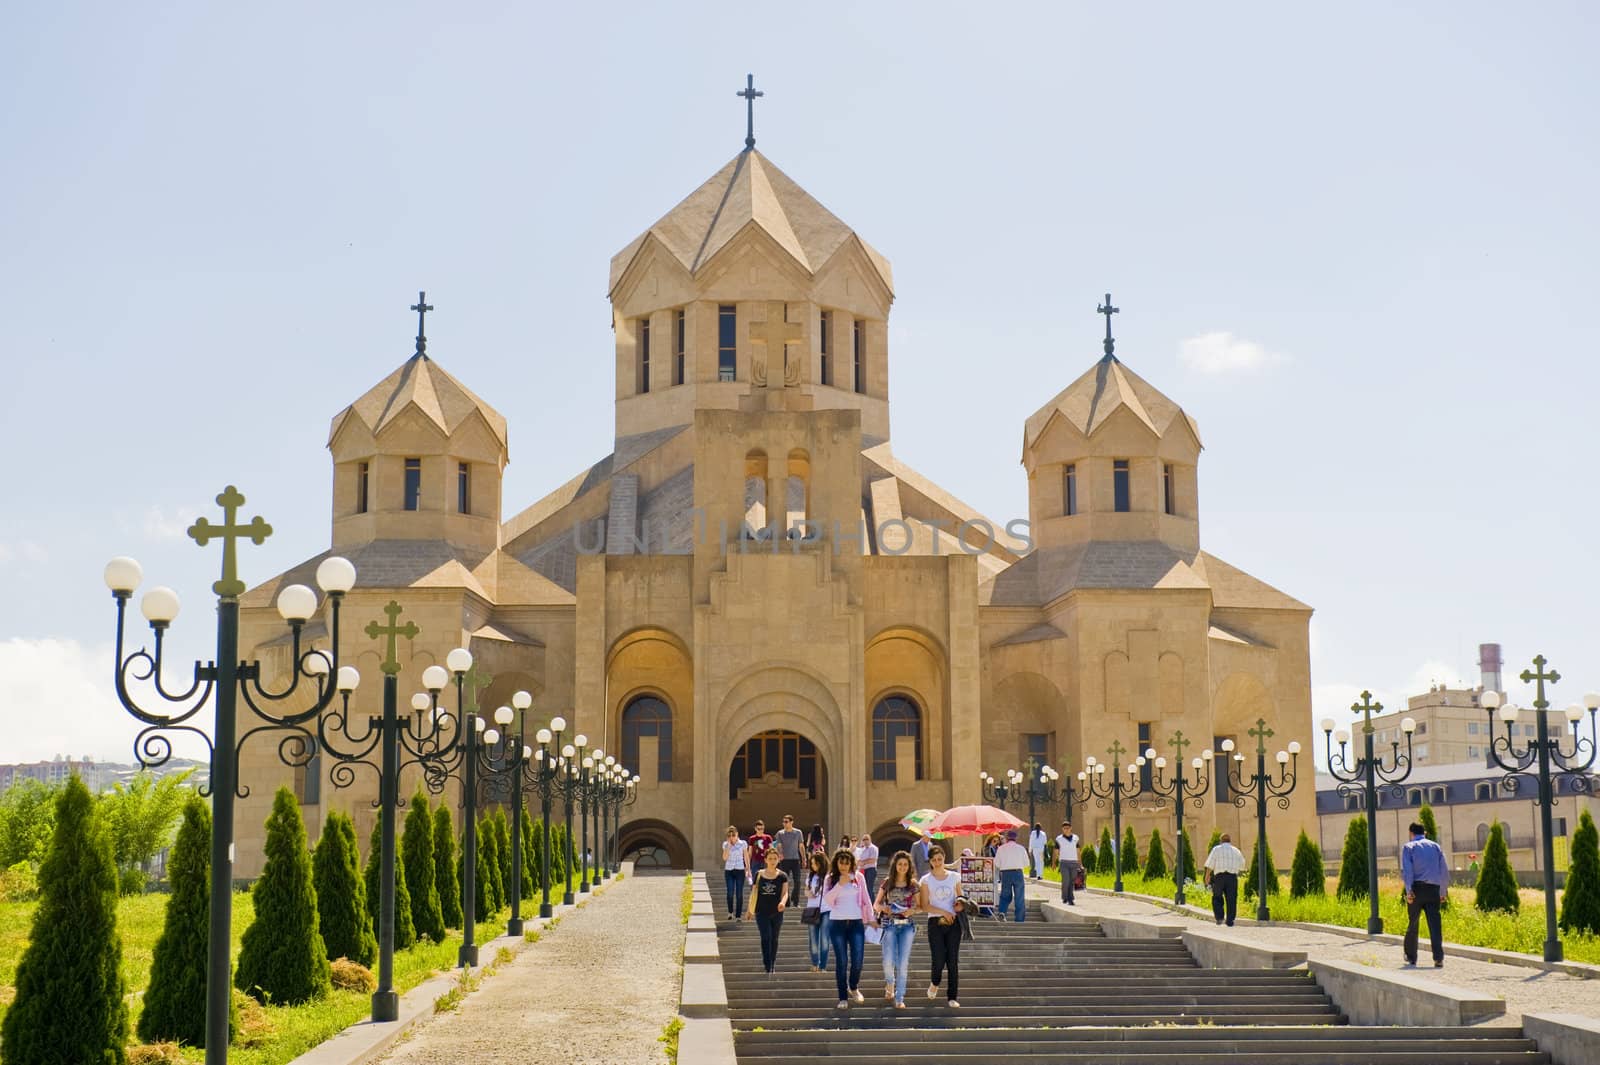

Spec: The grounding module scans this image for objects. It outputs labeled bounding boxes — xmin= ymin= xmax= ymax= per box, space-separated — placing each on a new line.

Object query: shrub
xmin=1336 ymin=816 xmax=1370 ymax=899
xmin=402 ymin=789 xmax=445 ymax=944
xmin=1079 ymin=840 xmax=1097 ymax=874
xmin=99 ymin=768 xmax=195 ymax=876
xmin=1418 ymin=803 xmax=1440 ymax=843
xmin=1098 ymin=826 xmax=1115 ymax=874
xmin=0 ymin=860 xmax=38 ymax=902
xmin=1 ymin=775 xmax=128 ymax=1065
xmin=492 ymin=808 xmax=512 ymax=905
xmin=1120 ymin=826 xmax=1141 ymax=876
xmin=236 ymin=788 xmax=331 ymax=1005
xmin=313 ymin=810 xmax=375 ymax=968
xmin=433 ymin=804 xmax=462 ymax=928
xmin=1560 ymin=809 xmax=1600 ymax=935
xmin=1289 ymin=829 xmax=1325 ymax=898
xmin=329 ymin=957 xmax=377 ymax=993
xmin=126 ymin=1043 xmax=182 ymax=1065
xmin=365 ymin=818 xmax=415 ymax=951
xmin=0 ymin=778 xmax=61 ymax=866
xmin=477 ymin=817 xmax=502 ymax=914
xmin=1475 ymin=820 xmax=1520 ymax=914
xmin=119 ymin=867 xmax=147 ymax=896
xmin=529 ymin=817 xmax=548 ymax=897
xmin=1206 ymin=827 xmax=1222 ymax=853
xmin=519 ymin=807 xmax=536 ymax=900
xmin=1242 ymin=833 xmax=1279 ymax=899
xmin=1142 ymin=828 xmax=1168 ymax=880
xmin=1176 ymin=828 xmax=1198 ymax=884
xmin=140 ymin=794 xmax=235 ymax=1047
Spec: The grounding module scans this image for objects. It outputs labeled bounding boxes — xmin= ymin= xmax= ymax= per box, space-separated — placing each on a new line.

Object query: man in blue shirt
xmin=1401 ymin=821 xmax=1450 ymax=968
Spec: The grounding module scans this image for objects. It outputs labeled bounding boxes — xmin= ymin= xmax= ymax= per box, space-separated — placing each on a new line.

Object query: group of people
xmin=723 ymin=817 xmax=966 ymax=1009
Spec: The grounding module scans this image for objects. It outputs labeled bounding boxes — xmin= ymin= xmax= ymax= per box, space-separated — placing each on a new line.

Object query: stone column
xmin=947 ymin=555 xmax=981 ymax=806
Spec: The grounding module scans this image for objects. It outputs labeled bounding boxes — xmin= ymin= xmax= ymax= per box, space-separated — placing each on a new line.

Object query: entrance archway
xmin=728 ymin=730 xmax=829 ymax=836
xmin=618 ymin=818 xmax=693 ymax=870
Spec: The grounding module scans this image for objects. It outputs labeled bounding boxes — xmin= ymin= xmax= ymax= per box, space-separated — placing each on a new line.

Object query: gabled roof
xmin=609 ymin=150 xmax=892 ymax=296
xmin=1023 ymin=354 xmax=1202 ymax=451
xmin=328 ymin=354 xmax=508 ymax=449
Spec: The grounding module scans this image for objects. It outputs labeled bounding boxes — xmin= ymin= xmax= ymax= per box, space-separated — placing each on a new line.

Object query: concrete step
xmin=727 ymin=1010 xmax=1348 ymax=1031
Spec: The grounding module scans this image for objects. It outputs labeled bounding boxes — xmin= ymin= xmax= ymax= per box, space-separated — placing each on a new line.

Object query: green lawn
xmin=0 ymin=891 xmax=514 ymax=1064
xmin=1042 ymin=864 xmax=1600 ymax=964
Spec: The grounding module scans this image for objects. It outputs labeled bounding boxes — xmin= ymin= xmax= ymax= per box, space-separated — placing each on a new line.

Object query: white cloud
xmin=1178 ymin=331 xmax=1284 ymax=374
xmin=113 ymin=504 xmax=206 ymax=543
xmin=0 ymin=541 xmax=47 ymax=565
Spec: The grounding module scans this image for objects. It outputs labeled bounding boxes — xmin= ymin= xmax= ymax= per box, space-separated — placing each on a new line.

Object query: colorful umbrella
xmin=899 ymin=808 xmax=945 ymax=838
xmin=926 ymin=804 xmax=1024 ymax=838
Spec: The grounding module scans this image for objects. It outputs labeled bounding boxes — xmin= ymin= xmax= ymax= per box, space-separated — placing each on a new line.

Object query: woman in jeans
xmin=821 ymin=849 xmax=878 ymax=1009
xmin=873 ymin=850 xmax=920 ymax=1008
xmin=722 ymin=826 xmax=749 ymax=921
xmin=918 ymin=845 xmax=963 ymax=1007
xmin=803 ymin=851 xmax=831 ymax=971
xmin=746 ymin=846 xmax=789 ymax=974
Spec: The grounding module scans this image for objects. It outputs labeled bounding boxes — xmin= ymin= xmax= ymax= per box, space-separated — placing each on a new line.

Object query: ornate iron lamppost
xmin=1143 ymin=731 xmax=1213 ymax=906
xmin=1481 ymin=656 xmax=1598 ymax=962
xmin=479 ymin=692 xmax=537 ymax=937
xmin=1222 ymin=719 xmax=1300 ymax=922
xmin=1015 ymin=756 xmax=1063 ymax=840
xmin=105 ymin=486 xmax=354 ymax=1065
xmin=605 ymin=767 xmax=640 ymax=869
xmin=979 ymin=768 xmax=1020 ymax=811
xmin=554 ymin=734 xmax=587 ymax=904
xmin=524 ymin=717 xmax=568 ymax=917
xmin=1322 ymin=691 xmax=1415 ymax=933
xmin=1071 ymin=740 xmax=1145 ymax=893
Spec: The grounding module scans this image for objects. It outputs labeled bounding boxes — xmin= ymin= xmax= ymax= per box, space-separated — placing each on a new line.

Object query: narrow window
xmin=1163 ymin=463 xmax=1175 ymax=515
xmin=819 ymin=310 xmax=832 ymax=385
xmin=1214 ymin=735 xmax=1231 ymax=804
xmin=852 ymin=318 xmax=865 ymax=393
xmin=357 ymin=462 xmax=369 ymax=514
xmin=457 ymin=462 xmax=470 ymax=515
xmin=403 ymin=458 xmax=422 ymax=511
xmin=638 ymin=317 xmax=651 ymax=394
xmin=1137 ymin=722 xmax=1153 ymax=790
xmin=1063 ymin=464 xmax=1077 ymax=516
xmin=1113 ymin=459 xmax=1131 ymax=512
xmin=718 ymin=305 xmax=737 ymax=381
xmin=1023 ymin=732 xmax=1049 ymax=769
xmin=674 ymin=309 xmax=686 ymax=385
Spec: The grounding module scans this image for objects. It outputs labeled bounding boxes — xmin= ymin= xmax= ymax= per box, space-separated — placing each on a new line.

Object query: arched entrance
xmin=728 ymin=730 xmax=828 ymax=836
xmin=618 ymin=818 xmax=693 ymax=870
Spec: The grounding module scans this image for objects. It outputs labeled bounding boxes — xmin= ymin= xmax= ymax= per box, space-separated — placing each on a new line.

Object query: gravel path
xmin=379 ymin=874 xmax=684 ymax=1065
xmin=1026 ymin=879 xmax=1598 ymax=1024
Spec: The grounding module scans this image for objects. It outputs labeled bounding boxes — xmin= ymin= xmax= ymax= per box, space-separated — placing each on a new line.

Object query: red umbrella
xmin=926 ymin=804 xmax=1024 ymax=837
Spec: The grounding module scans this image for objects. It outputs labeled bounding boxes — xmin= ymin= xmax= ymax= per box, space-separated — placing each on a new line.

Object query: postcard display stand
xmin=958 ymin=856 xmax=996 ymax=907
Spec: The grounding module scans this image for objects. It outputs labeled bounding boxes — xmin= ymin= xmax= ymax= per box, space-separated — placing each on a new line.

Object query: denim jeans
xmin=807 ymin=910 xmax=831 ymax=969
xmin=724 ymin=869 xmax=745 ymax=917
xmin=828 ymin=918 xmax=865 ymax=1000
xmin=998 ymin=868 xmax=1026 ymax=922
xmin=879 ymin=920 xmax=916 ymax=1002
xmin=755 ymin=911 xmax=784 ymax=972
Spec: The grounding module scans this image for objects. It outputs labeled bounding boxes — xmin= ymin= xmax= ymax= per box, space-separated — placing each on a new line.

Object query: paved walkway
xmin=378 ymin=874 xmax=683 ymax=1065
xmin=1024 ymin=878 xmax=1600 ymax=1025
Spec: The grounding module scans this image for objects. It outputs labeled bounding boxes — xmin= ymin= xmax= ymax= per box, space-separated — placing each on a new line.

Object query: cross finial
xmin=365 ymin=600 xmax=420 ymax=676
xmin=1519 ymin=654 xmax=1561 ymax=710
xmin=1351 ymin=690 xmax=1384 ymax=734
xmin=411 ymin=291 xmax=433 ymax=360
xmin=1106 ymin=738 xmax=1127 ymax=767
xmin=1097 ymin=293 xmax=1119 ymax=359
xmin=1167 ymin=730 xmax=1191 ymax=760
xmin=1248 ymin=717 xmax=1275 ymax=756
xmin=187 ymin=485 xmax=272 ymax=598
xmin=736 ymin=74 xmax=764 ymax=151
xmin=463 ymin=662 xmax=494 ymax=715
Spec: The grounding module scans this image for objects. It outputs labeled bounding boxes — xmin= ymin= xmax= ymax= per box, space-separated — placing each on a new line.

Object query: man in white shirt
xmin=1027 ymin=823 xmax=1048 ymax=879
xmin=1203 ymin=833 xmax=1247 ymax=927
xmin=994 ymin=830 xmax=1031 ymax=922
xmin=1054 ymin=821 xmax=1082 ymax=905
xmin=853 ymin=833 xmax=880 ymax=899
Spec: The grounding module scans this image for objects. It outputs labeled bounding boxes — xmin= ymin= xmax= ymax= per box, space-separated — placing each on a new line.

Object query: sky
xmin=1 ymin=2 xmax=1596 ymax=766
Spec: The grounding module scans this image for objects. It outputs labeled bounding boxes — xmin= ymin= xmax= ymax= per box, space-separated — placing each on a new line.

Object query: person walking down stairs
xmin=821 ymin=849 xmax=878 ymax=1009
xmin=745 ymin=846 xmax=789 ymax=975
xmin=919 ymin=845 xmax=963 ymax=1008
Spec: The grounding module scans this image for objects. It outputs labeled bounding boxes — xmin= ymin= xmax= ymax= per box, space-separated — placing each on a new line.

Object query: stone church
xmin=233 ymin=140 xmax=1316 ymax=872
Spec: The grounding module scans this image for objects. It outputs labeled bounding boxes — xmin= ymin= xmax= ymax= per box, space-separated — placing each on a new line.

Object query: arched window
xmin=743 ymin=450 xmax=768 ymax=540
xmin=871 ymin=695 xmax=923 ymax=781
xmin=1407 ymin=788 xmax=1423 ymax=806
xmin=1475 ymin=782 xmax=1493 ymax=801
xmin=621 ymin=695 xmax=672 ymax=782
xmin=1475 ymin=823 xmax=1490 ymax=848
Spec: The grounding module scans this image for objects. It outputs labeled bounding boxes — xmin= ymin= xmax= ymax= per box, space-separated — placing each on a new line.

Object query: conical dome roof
xmin=1023 ymin=355 xmax=1201 ymax=451
xmin=328 ymin=354 xmax=507 ymax=447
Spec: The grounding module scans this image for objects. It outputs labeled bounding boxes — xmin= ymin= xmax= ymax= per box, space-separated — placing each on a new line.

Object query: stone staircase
xmin=707 ymin=876 xmax=1550 ymax=1064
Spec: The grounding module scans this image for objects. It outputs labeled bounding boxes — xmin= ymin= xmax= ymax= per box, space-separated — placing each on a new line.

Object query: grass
xmin=658 ymin=1016 xmax=684 ymax=1065
xmin=1043 ymin=865 xmax=1600 ymax=964
xmin=679 ymin=873 xmax=693 ymax=925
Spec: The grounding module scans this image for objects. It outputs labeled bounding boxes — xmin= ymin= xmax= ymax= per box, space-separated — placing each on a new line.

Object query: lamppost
xmin=604 ymin=767 xmax=639 ymax=869
xmin=1322 ymin=691 xmax=1415 ymax=933
xmin=1480 ymin=656 xmax=1598 ymax=962
xmin=979 ymin=768 xmax=1020 ymax=810
xmin=1223 ymin=718 xmax=1301 ymax=922
xmin=554 ymin=733 xmax=587 ymax=904
xmin=594 ymin=755 xmax=616 ymax=881
xmin=1071 ymin=740 xmax=1144 ymax=892
xmin=320 ymin=603 xmax=471 ymax=1019
xmin=480 ymin=692 xmax=536 ymax=937
xmin=1143 ymin=731 xmax=1213 ymax=906
xmin=1016 ymin=756 xmax=1063 ymax=840
xmin=524 ymin=716 xmax=568 ymax=917
xmin=105 ymin=486 xmax=354 ymax=1065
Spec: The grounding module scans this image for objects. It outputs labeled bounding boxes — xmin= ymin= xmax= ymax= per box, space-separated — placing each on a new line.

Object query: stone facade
xmin=232 ymin=147 xmax=1317 ymax=872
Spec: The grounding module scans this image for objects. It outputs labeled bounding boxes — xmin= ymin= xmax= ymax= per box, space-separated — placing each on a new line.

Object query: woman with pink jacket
xmin=821 ymin=848 xmax=878 ymax=1009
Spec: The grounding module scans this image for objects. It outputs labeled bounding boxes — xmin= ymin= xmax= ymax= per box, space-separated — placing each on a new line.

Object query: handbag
xmin=1073 ymin=865 xmax=1087 ymax=890
xmin=800 ymin=906 xmax=822 ymax=926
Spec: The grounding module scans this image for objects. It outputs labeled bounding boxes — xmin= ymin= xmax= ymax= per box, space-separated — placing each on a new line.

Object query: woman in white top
xmin=821 ymin=849 xmax=879 ymax=1009
xmin=803 ymin=851 xmax=832 ymax=971
xmin=917 ymin=845 xmax=963 ymax=1007
xmin=722 ymin=825 xmax=750 ymax=921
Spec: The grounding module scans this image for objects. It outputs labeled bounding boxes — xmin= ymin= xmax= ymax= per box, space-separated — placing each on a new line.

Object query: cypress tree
xmin=477 ymin=816 xmax=502 ymax=914
xmin=433 ymin=805 xmax=462 ymax=928
xmin=1290 ymin=829 xmax=1326 ymax=898
xmin=1559 ymin=809 xmax=1600 ymax=935
xmin=1242 ymin=833 xmax=1279 ymax=899
xmin=141 ymin=794 xmax=232 ymax=1047
xmin=1143 ymin=828 xmax=1168 ymax=880
xmin=402 ymin=789 xmax=445 ymax=944
xmin=1418 ymin=804 xmax=1440 ymax=843
xmin=1079 ymin=839 xmax=1097 ymax=875
xmin=312 ymin=810 xmax=375 ymax=968
xmin=1176 ymin=828 xmax=1198 ymax=884
xmin=519 ymin=806 xmax=536 ymax=900
xmin=491 ymin=807 xmax=512 ymax=904
xmin=1475 ymin=820 xmax=1520 ymax=914
xmin=365 ymin=819 xmax=415 ymax=951
xmin=530 ymin=818 xmax=549 ymax=896
xmin=1098 ymin=826 xmax=1116 ymax=875
xmin=1 ymin=775 xmax=128 ymax=1065
xmin=235 ymin=787 xmax=331 ymax=1006
xmin=1120 ymin=825 xmax=1141 ymax=875
xmin=1336 ymin=816 xmax=1370 ymax=899
xmin=1206 ymin=827 xmax=1223 ymax=852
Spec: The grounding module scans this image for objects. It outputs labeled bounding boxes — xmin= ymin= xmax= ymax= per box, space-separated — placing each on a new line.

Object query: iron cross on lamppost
xmin=1223 ymin=718 xmax=1301 ymax=922
xmin=1072 ymin=739 xmax=1145 ymax=893
xmin=1323 ymin=691 xmax=1415 ymax=933
xmin=105 ymin=486 xmax=356 ymax=1064
xmin=1481 ymin=656 xmax=1599 ymax=962
xmin=1144 ymin=731 xmax=1215 ymax=906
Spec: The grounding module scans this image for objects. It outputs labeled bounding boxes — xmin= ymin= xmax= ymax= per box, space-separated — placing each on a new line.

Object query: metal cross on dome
xmin=411 ymin=291 xmax=433 ymax=359
xmin=737 ymin=73 xmax=763 ymax=151
xmin=1097 ymin=293 xmax=1119 ymax=359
